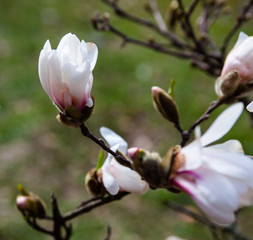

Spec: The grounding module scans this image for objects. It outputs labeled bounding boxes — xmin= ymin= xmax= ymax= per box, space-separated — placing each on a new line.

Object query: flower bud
xmin=215 ymin=70 xmax=240 ymax=98
xmin=152 ymin=86 xmax=179 ymax=124
xmin=85 ymin=168 xmax=105 ymax=196
xmin=16 ymin=195 xmax=46 ymax=219
xmin=38 ymin=33 xmax=98 ymax=112
xmin=128 ymin=146 xmax=184 ymax=191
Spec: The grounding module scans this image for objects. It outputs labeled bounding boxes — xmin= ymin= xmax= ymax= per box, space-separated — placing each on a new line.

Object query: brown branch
xmin=104 ymin=226 xmax=112 ymax=240
xmin=186 ymin=0 xmax=200 ymax=18
xmin=51 ymin=194 xmax=72 ymax=240
xmin=26 ymin=217 xmax=54 ymax=236
xmin=80 ymin=123 xmax=132 ymax=168
xmin=221 ymin=0 xmax=253 ymax=55
xmin=100 ymin=0 xmax=192 ymax=50
xmin=63 ymin=192 xmax=129 ymax=222
xmin=92 ymin=14 xmax=222 ymax=76
xmin=180 ymin=99 xmax=224 ymax=146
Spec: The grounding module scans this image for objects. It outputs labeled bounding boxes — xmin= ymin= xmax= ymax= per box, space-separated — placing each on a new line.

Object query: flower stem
xmin=80 ymin=123 xmax=132 ymax=169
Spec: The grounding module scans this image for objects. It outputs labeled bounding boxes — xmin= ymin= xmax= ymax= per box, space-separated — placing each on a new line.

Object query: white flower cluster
xmin=38 ymin=32 xmax=253 ymax=226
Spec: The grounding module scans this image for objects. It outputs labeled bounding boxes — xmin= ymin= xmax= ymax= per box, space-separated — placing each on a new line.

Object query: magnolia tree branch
xmin=95 ymin=0 xmax=253 ymax=76
xmin=221 ymin=0 xmax=253 ymax=55
xmin=80 ymin=123 xmax=132 ymax=168
xmin=22 ymin=191 xmax=250 ymax=240
xmin=92 ymin=13 xmax=221 ymax=76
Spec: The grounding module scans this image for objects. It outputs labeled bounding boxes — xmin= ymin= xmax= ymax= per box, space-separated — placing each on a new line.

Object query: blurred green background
xmin=1 ymin=0 xmax=253 ymax=239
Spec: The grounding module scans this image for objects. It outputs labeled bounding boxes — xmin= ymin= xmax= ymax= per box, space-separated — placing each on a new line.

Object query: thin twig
xmin=149 ymin=0 xmax=167 ymax=32
xmin=186 ymin=0 xmax=200 ymax=18
xmin=26 ymin=217 xmax=54 ymax=236
xmin=180 ymin=99 xmax=224 ymax=146
xmin=80 ymin=123 xmax=132 ymax=168
xmin=104 ymin=226 xmax=112 ymax=240
xmin=63 ymin=192 xmax=129 ymax=222
xmin=100 ymin=0 xmax=192 ymax=50
xmin=221 ymin=0 xmax=253 ymax=55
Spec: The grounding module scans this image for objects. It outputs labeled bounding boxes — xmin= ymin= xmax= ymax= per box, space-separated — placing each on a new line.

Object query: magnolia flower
xmin=221 ymin=32 xmax=253 ymax=84
xmin=38 ymin=33 xmax=98 ymax=111
xmin=172 ymin=103 xmax=253 ymax=226
xmin=99 ymin=127 xmax=149 ymax=195
xmin=246 ymin=101 xmax=253 ymax=112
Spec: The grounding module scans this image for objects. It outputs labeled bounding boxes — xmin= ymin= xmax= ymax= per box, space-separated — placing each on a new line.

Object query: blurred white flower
xmin=172 ymin=103 xmax=253 ymax=226
xmin=99 ymin=127 xmax=149 ymax=195
xmin=221 ymin=32 xmax=253 ymax=84
xmin=246 ymin=101 xmax=253 ymax=112
xmin=38 ymin=33 xmax=98 ymax=111
xmin=166 ymin=236 xmax=187 ymax=240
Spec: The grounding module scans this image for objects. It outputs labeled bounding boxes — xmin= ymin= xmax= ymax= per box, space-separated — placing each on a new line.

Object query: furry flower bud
xmin=215 ymin=70 xmax=240 ymax=98
xmin=152 ymin=86 xmax=179 ymax=124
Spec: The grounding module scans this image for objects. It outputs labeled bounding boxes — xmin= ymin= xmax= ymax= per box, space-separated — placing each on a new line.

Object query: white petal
xmin=86 ymin=97 xmax=93 ymax=107
xmin=234 ymin=32 xmax=248 ymax=48
xmin=202 ymin=148 xmax=253 ymax=186
xmin=174 ymin=170 xmax=238 ymax=225
xmin=47 ymin=50 xmax=64 ymax=109
xmin=38 ymin=46 xmax=53 ymax=100
xmin=102 ymin=170 xmax=119 ymax=195
xmin=87 ymin=42 xmax=98 ymax=71
xmin=57 ymin=33 xmax=80 ymax=62
xmin=102 ymin=145 xmax=119 ymax=170
xmin=100 ymin=127 xmax=128 ymax=154
xmin=57 ymin=33 xmax=80 ymax=51
xmin=108 ymin=159 xmax=148 ymax=194
xmin=69 ymin=62 xmax=90 ymax=108
xmin=206 ymin=140 xmax=243 ymax=153
xmin=246 ymin=101 xmax=253 ymax=112
xmin=180 ymin=140 xmax=202 ymax=171
xmin=199 ymin=103 xmax=243 ymax=147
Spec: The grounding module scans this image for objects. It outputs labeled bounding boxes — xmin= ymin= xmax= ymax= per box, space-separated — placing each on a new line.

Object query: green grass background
xmin=1 ymin=0 xmax=253 ymax=239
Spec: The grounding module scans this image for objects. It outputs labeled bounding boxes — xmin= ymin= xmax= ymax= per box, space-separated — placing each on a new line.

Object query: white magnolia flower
xmin=172 ymin=103 xmax=253 ymax=226
xmin=221 ymin=32 xmax=253 ymax=84
xmin=246 ymin=101 xmax=253 ymax=112
xmin=38 ymin=33 xmax=98 ymax=111
xmin=99 ymin=127 xmax=149 ymax=195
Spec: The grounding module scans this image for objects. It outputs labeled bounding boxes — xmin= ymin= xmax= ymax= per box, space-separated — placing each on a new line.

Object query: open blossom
xmin=221 ymin=32 xmax=253 ymax=84
xmin=172 ymin=103 xmax=253 ymax=226
xmin=99 ymin=127 xmax=149 ymax=195
xmin=38 ymin=33 xmax=98 ymax=112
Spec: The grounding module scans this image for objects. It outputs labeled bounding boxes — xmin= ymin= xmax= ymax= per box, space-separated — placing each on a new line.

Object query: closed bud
xmin=85 ymin=168 xmax=105 ymax=196
xmin=152 ymin=86 xmax=179 ymax=124
xmin=128 ymin=147 xmax=164 ymax=189
xmin=16 ymin=194 xmax=46 ymax=219
xmin=215 ymin=70 xmax=240 ymax=98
